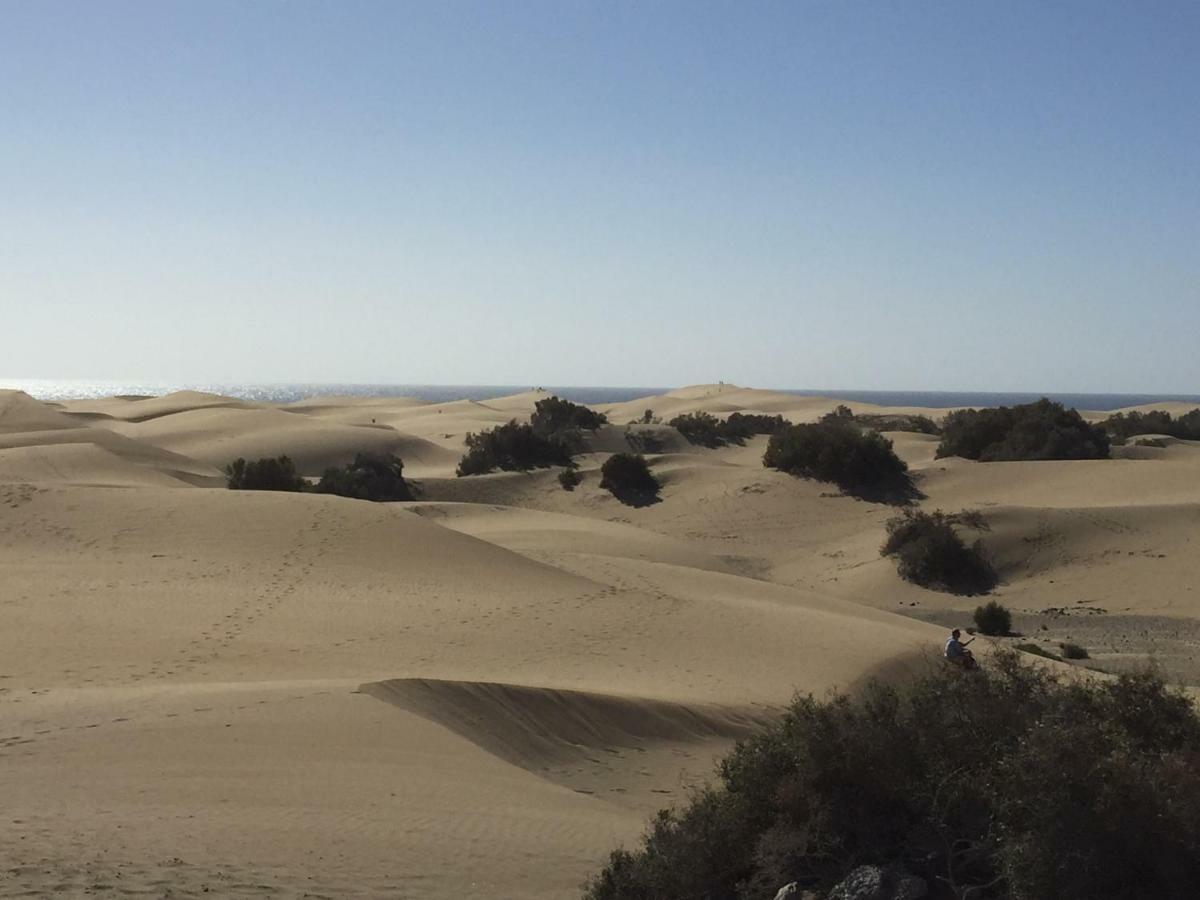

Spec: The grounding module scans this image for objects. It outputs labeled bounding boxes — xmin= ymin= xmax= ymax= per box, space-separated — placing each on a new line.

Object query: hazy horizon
xmin=3 ymin=2 xmax=1197 ymax=392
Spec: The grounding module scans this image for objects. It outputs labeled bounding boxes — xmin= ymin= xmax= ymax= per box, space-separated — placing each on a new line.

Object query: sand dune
xmin=3 ymin=383 xmax=1198 ymax=897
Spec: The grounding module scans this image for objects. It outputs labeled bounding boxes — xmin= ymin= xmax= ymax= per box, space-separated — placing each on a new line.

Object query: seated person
xmin=944 ymin=629 xmax=976 ymax=669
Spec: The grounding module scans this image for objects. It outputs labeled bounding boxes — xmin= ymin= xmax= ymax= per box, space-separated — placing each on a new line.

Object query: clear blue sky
xmin=2 ymin=1 xmax=1196 ymax=391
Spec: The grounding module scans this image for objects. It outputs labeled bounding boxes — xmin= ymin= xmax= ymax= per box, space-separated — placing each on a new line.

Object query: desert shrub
xmin=1134 ymin=437 xmax=1168 ymax=448
xmin=669 ymin=411 xmax=727 ymax=448
xmin=1015 ymin=642 xmax=1061 ymax=661
xmin=974 ymin=599 xmax=1013 ymax=636
xmin=456 ymin=420 xmax=574 ymax=476
xmin=1101 ymin=408 xmax=1200 ymax=441
xmin=558 ymin=468 xmax=582 ymax=491
xmin=671 ymin=411 xmax=790 ymax=447
xmin=937 ymin=399 xmax=1110 ymax=461
xmin=584 ymin=652 xmax=1200 ymax=900
xmin=721 ymin=412 xmax=790 ymax=441
xmin=821 ymin=407 xmax=941 ymax=435
xmin=531 ymin=395 xmax=607 ymax=436
xmin=882 ymin=510 xmax=996 ymax=595
xmin=224 ymin=456 xmax=306 ymax=492
xmin=599 ymin=453 xmax=660 ymax=505
xmin=314 ymin=453 xmax=412 ymax=501
xmin=624 ymin=427 xmax=665 ymax=454
xmin=763 ymin=422 xmax=913 ymax=501
xmin=1059 ymin=642 xmax=1090 ymax=660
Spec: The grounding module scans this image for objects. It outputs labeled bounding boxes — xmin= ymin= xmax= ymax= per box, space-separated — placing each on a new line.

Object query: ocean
xmin=3 ymin=379 xmax=1199 ymax=411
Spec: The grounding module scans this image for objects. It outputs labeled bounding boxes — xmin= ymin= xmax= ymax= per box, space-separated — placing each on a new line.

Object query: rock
xmin=826 ymin=865 xmax=927 ymax=900
xmin=772 ymin=884 xmax=801 ymax=900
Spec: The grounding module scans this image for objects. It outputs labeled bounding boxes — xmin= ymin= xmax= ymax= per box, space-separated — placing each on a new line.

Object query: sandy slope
xmin=2 ymin=385 xmax=1198 ymax=897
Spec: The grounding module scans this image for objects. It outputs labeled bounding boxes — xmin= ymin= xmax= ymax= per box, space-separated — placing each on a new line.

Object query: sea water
xmin=3 ymin=379 xmax=1199 ymax=411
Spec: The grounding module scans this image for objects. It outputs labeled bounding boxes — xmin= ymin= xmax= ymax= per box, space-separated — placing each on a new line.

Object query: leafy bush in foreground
xmin=882 ymin=509 xmax=996 ymax=595
xmin=763 ymin=422 xmax=912 ymax=501
xmin=974 ymin=599 xmax=1013 ymax=636
xmin=599 ymin=453 xmax=660 ymax=505
xmin=1101 ymin=408 xmax=1200 ymax=441
xmin=584 ymin=652 xmax=1200 ymax=900
xmin=456 ymin=420 xmax=574 ymax=476
xmin=314 ymin=453 xmax=412 ymax=501
xmin=937 ymin=398 xmax=1110 ymax=461
xmin=224 ymin=456 xmax=306 ymax=492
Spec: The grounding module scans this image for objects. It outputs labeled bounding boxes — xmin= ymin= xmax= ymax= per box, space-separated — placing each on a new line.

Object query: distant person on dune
xmin=944 ymin=628 xmax=977 ymax=669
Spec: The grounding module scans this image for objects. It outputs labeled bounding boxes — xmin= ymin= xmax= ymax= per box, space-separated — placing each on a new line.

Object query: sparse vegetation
xmin=456 ymin=420 xmax=574 ymax=476
xmin=763 ymin=422 xmax=914 ymax=501
xmin=937 ymin=398 xmax=1110 ymax=461
xmin=1134 ymin=437 xmax=1168 ymax=448
xmin=531 ymin=395 xmax=607 ymax=437
xmin=821 ymin=405 xmax=941 ymax=435
xmin=624 ymin=427 xmax=665 ymax=454
xmin=585 ymin=651 xmax=1200 ymax=900
xmin=882 ymin=509 xmax=996 ymax=595
xmin=314 ymin=453 xmax=412 ymax=501
xmin=1060 ymin=642 xmax=1090 ymax=660
xmin=558 ymin=468 xmax=582 ymax=491
xmin=669 ymin=411 xmax=789 ymax=448
xmin=1015 ymin=642 xmax=1061 ymax=661
xmin=224 ymin=455 xmax=307 ymax=492
xmin=1101 ymin=408 xmax=1200 ymax=441
xmin=599 ymin=453 xmax=660 ymax=505
xmin=974 ymin=599 xmax=1013 ymax=636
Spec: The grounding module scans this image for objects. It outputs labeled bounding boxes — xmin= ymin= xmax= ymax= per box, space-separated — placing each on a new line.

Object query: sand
xmin=2 ymin=385 xmax=1198 ymax=898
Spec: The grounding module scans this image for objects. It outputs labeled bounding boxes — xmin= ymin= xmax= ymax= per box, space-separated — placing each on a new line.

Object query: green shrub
xmin=224 ymin=456 xmax=307 ymax=492
xmin=1060 ymin=642 xmax=1090 ymax=660
xmin=669 ymin=411 xmax=727 ymax=448
xmin=624 ymin=427 xmax=665 ymax=454
xmin=671 ymin=411 xmax=790 ymax=447
xmin=558 ymin=468 xmax=582 ymax=491
xmin=1101 ymin=408 xmax=1200 ymax=441
xmin=584 ymin=652 xmax=1200 ymax=900
xmin=456 ymin=420 xmax=574 ymax=476
xmin=937 ymin=399 xmax=1110 ymax=461
xmin=820 ymin=407 xmax=941 ymax=435
xmin=314 ymin=453 xmax=412 ymax=501
xmin=974 ymin=599 xmax=1013 ymax=636
xmin=531 ymin=395 xmax=607 ymax=436
xmin=763 ymin=422 xmax=913 ymax=501
xmin=599 ymin=453 xmax=660 ymax=505
xmin=882 ymin=510 xmax=997 ymax=595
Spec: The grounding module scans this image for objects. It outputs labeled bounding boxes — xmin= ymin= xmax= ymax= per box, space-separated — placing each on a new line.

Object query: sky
xmin=1 ymin=1 xmax=1197 ymax=392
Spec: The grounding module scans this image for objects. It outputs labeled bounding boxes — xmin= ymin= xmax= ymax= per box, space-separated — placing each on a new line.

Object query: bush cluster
xmin=936 ymin=399 xmax=1110 ymax=461
xmin=624 ymin=427 xmax=665 ymax=454
xmin=974 ymin=599 xmax=1013 ymax=635
xmin=314 ymin=453 xmax=413 ymax=501
xmin=558 ymin=468 xmax=582 ymax=491
xmin=1100 ymin=408 xmax=1200 ymax=441
xmin=584 ymin=652 xmax=1200 ymax=900
xmin=669 ymin=412 xmax=789 ymax=448
xmin=531 ymin=395 xmax=607 ymax=437
xmin=599 ymin=453 xmax=660 ymax=505
xmin=763 ymin=422 xmax=913 ymax=501
xmin=821 ymin=405 xmax=941 ymax=435
xmin=224 ymin=455 xmax=307 ymax=492
xmin=882 ymin=510 xmax=997 ymax=595
xmin=456 ymin=420 xmax=574 ymax=476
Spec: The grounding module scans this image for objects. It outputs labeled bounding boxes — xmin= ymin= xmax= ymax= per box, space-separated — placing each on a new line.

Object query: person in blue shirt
xmin=944 ymin=629 xmax=977 ymax=669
